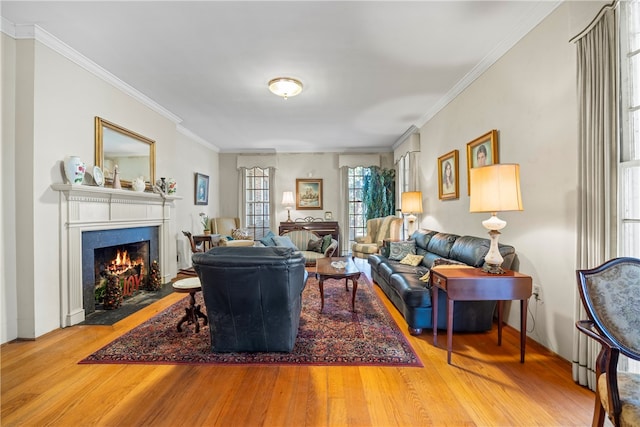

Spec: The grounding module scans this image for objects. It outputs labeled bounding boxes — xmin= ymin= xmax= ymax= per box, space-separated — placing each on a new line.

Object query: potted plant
xmin=199 ymin=212 xmax=211 ymax=235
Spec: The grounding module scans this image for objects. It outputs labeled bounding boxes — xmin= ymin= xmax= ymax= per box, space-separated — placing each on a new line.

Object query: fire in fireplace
xmin=94 ymin=241 xmax=149 ymax=309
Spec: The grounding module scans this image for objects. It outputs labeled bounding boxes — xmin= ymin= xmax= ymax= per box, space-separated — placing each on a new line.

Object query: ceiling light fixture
xmin=268 ymin=77 xmax=303 ymax=100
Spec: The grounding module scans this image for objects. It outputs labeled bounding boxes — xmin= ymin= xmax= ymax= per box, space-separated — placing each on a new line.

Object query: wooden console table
xmin=431 ymin=267 xmax=533 ymax=364
xmin=279 ymin=221 xmax=340 ymax=249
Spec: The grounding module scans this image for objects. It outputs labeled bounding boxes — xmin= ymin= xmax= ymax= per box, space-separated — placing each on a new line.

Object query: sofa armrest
xmin=355 ymin=236 xmax=372 ymax=244
xmin=324 ymin=239 xmax=338 ymax=257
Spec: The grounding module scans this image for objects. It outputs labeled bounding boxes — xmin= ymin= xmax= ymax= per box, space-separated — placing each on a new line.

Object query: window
xmin=244 ymin=167 xmax=270 ymax=239
xmin=619 ymin=0 xmax=640 ymax=373
xmin=348 ymin=166 xmax=369 ymax=243
xmin=397 ymin=153 xmax=410 ymax=196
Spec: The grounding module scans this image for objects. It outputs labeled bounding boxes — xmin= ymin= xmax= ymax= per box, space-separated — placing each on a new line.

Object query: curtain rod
xmin=569 ymin=0 xmax=617 ymax=43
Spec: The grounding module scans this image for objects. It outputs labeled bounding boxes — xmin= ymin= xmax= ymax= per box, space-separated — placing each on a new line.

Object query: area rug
xmin=79 ymin=275 xmax=422 ymax=367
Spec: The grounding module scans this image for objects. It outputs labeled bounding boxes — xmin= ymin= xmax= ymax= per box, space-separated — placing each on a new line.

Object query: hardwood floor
xmin=2 ymin=259 xmax=594 ymax=426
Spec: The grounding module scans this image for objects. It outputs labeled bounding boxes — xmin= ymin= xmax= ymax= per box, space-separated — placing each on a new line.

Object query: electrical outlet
xmin=532 ymin=285 xmax=541 ymax=301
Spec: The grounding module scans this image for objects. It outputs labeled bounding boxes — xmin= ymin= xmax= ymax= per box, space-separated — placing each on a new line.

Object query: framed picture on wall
xmin=466 ymin=129 xmax=499 ymax=194
xmin=438 ymin=150 xmax=459 ymax=200
xmin=195 ymin=172 xmax=209 ymax=205
xmin=296 ymin=178 xmax=323 ymax=210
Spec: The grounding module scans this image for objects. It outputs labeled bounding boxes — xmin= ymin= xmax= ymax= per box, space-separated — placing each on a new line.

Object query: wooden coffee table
xmin=315 ymin=257 xmax=361 ymax=312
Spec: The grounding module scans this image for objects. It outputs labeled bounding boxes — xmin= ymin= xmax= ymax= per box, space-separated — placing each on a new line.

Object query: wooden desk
xmin=192 ymin=234 xmax=220 ymax=251
xmin=431 ymin=267 xmax=532 ymax=364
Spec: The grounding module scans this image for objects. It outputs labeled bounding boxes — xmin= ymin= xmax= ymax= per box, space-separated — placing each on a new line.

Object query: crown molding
xmin=177 ymin=125 xmax=219 ymax=152
xmin=414 ymin=1 xmax=562 ymax=129
xmin=4 ymin=22 xmax=182 ymax=124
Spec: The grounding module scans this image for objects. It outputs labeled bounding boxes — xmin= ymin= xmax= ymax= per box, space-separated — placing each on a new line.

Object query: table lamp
xmin=282 ymin=191 xmax=295 ymax=222
xmin=469 ymin=164 xmax=523 ymax=274
xmin=401 ymin=191 xmax=423 ymax=236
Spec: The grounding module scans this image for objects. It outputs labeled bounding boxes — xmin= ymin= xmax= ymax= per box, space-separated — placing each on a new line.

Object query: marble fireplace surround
xmin=52 ymin=184 xmax=179 ymax=327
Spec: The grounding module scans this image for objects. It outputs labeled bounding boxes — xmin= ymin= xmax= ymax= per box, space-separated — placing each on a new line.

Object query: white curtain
xmin=572 ymin=3 xmax=618 ymax=390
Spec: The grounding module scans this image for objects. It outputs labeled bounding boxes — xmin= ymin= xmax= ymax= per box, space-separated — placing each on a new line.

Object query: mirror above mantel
xmin=94 ymin=117 xmax=156 ymax=189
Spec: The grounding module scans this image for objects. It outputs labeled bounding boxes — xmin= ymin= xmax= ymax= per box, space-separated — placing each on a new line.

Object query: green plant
xmin=199 ymin=212 xmax=210 ymax=230
xmin=362 ymin=167 xmax=396 ymax=220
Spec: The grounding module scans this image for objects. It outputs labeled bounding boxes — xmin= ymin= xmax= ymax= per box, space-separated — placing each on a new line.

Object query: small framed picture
xmin=466 ymin=130 xmax=498 ymax=194
xmin=195 ymin=172 xmax=209 ymax=205
xmin=438 ymin=150 xmax=459 ymax=200
xmin=296 ymin=178 xmax=323 ymax=210
xmin=324 ymin=211 xmax=333 ymax=220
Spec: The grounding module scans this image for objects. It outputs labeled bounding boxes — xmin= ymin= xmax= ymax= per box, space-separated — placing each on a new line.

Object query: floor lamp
xmin=469 ymin=164 xmax=523 ymax=274
xmin=401 ymin=191 xmax=423 ymax=238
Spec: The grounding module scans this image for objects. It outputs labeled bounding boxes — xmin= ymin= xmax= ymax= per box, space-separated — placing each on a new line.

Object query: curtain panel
xmin=572 ymin=4 xmax=618 ymax=390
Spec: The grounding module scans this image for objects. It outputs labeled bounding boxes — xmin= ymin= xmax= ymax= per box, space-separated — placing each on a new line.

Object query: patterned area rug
xmin=80 ymin=275 xmax=422 ymax=367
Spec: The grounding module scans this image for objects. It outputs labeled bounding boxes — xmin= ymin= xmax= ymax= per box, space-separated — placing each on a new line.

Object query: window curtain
xmin=572 ymin=3 xmax=618 ymax=390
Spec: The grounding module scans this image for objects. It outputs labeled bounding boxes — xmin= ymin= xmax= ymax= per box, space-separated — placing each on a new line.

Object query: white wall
xmin=1 ymin=36 xmax=219 ymax=342
xmin=416 ymin=1 xmax=605 ymax=361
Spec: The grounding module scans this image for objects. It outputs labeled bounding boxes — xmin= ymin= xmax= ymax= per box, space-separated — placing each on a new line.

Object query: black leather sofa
xmin=368 ymin=229 xmax=517 ymax=335
xmin=193 ymin=246 xmax=308 ymax=352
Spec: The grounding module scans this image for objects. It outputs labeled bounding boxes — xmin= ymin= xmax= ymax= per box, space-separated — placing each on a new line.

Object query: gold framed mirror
xmin=95 ymin=117 xmax=156 ymax=189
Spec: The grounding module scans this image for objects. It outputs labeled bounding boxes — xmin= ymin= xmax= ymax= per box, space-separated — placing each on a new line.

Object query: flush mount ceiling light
xmin=268 ymin=77 xmax=303 ymax=100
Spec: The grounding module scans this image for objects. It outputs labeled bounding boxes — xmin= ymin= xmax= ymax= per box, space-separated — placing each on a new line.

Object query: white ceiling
xmin=1 ymin=1 xmax=560 ymax=153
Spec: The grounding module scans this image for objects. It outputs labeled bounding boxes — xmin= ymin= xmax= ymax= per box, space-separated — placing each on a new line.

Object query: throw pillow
xmin=272 ymin=235 xmax=299 ymax=250
xmin=259 ymin=230 xmax=276 ymax=247
xmin=307 ymin=238 xmax=323 ymax=253
xmin=388 ymin=241 xmax=416 ymax=261
xmin=231 ymin=228 xmax=252 ymax=240
xmin=320 ymin=234 xmax=333 ymax=254
xmin=399 ymin=254 xmax=424 ymax=267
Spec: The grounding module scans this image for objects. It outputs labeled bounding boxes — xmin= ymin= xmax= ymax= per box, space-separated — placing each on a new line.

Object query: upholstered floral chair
xmin=351 ymin=215 xmax=403 ymax=259
xmin=575 ymin=257 xmax=640 ymax=427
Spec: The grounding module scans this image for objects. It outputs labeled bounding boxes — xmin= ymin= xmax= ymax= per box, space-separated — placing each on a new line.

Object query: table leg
xmin=520 ymin=298 xmax=528 ymax=363
xmin=447 ymin=298 xmax=454 ymax=364
xmin=319 ymin=278 xmax=325 ymax=311
xmin=432 ymin=287 xmax=438 ymax=346
xmin=497 ymin=300 xmax=503 ymax=346
xmin=351 ymin=277 xmax=358 ymax=311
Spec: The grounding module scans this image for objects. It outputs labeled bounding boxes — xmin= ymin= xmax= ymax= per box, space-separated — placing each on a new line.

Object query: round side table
xmin=172 ymin=277 xmax=208 ymax=332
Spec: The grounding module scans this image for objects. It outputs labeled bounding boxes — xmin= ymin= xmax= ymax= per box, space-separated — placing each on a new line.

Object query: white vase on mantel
xmin=64 ymin=156 xmax=85 ymax=185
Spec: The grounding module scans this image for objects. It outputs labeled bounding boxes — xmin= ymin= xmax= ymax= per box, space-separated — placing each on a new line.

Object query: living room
xmin=2 ymin=1 xmax=635 ymax=425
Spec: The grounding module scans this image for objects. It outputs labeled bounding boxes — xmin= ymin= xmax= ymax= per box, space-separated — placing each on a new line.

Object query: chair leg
xmin=592 ymin=394 xmax=606 ymax=427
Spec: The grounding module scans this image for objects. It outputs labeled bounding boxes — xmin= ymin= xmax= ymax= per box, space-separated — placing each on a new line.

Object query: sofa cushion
xmin=411 ymin=229 xmax=438 ymax=256
xmin=259 ymin=230 xmax=276 ymax=247
xmin=448 ymin=235 xmax=490 ymax=267
xmin=389 ymin=241 xmax=416 ymax=261
xmin=426 ymin=232 xmax=459 ymax=258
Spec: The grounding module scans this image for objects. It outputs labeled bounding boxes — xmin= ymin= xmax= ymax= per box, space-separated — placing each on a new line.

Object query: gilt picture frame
xmin=466 ymin=129 xmax=498 ymax=194
xmin=296 ymin=178 xmax=323 ymax=210
xmin=438 ymin=150 xmax=459 ymax=200
xmin=195 ymin=172 xmax=209 ymax=205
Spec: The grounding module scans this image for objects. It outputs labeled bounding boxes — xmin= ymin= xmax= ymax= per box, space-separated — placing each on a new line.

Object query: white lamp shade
xmin=469 ymin=164 xmax=523 ymax=213
xmin=282 ymin=191 xmax=295 ymax=205
xmin=401 ymin=191 xmax=423 ymax=214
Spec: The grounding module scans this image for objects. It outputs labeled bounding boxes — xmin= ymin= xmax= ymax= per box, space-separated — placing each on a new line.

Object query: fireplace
xmin=52 ymin=184 xmax=178 ymax=326
xmin=82 ymin=227 xmax=159 ymax=315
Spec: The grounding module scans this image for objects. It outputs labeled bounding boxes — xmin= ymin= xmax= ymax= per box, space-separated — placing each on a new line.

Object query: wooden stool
xmin=172 ymin=277 xmax=208 ymax=332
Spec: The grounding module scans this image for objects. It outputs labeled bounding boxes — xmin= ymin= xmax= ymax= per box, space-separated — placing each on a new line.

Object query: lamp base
xmin=285 ymin=208 xmax=293 ymax=222
xmin=483 ymin=223 xmax=505 ymax=275
xmin=482 ymin=262 xmax=505 ymax=275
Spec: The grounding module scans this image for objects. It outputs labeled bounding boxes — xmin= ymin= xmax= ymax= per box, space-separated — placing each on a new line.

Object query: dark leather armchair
xmin=192 ymin=246 xmax=308 ymax=352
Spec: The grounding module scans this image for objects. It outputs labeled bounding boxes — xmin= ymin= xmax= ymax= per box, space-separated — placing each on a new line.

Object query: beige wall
xmin=1 ymin=36 xmax=219 ymax=342
xmin=416 ymin=1 xmax=604 ymax=360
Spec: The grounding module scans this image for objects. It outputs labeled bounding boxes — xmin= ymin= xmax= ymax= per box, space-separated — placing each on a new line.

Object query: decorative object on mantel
xmin=167 ymin=178 xmax=177 ymax=195
xmin=199 ymin=212 xmax=211 ymax=235
xmin=112 ymin=165 xmax=122 ymax=189
xmin=155 ymin=177 xmax=167 ymax=193
xmin=64 ymin=156 xmax=86 ymax=184
xmin=92 ymin=166 xmax=104 ymax=187
xmin=132 ymin=176 xmax=146 ymax=192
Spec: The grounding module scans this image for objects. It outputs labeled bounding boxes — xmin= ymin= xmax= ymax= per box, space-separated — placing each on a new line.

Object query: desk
xmin=192 ymin=234 xmax=220 ymax=251
xmin=431 ymin=267 xmax=532 ymax=364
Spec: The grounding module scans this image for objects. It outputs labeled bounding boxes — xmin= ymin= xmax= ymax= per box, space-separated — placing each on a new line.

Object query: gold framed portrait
xmin=438 ymin=150 xmax=459 ymax=200
xmin=466 ymin=130 xmax=498 ymax=195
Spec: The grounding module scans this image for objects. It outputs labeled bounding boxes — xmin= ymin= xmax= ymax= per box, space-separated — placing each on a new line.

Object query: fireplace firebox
xmin=82 ymin=227 xmax=159 ymax=315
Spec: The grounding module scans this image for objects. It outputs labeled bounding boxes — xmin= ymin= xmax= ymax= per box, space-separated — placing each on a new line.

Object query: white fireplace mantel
xmin=52 ymin=183 xmax=180 ymax=327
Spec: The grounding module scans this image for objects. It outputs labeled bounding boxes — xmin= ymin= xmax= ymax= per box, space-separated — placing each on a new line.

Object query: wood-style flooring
xmin=1 ymin=259 xmax=595 ymax=426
